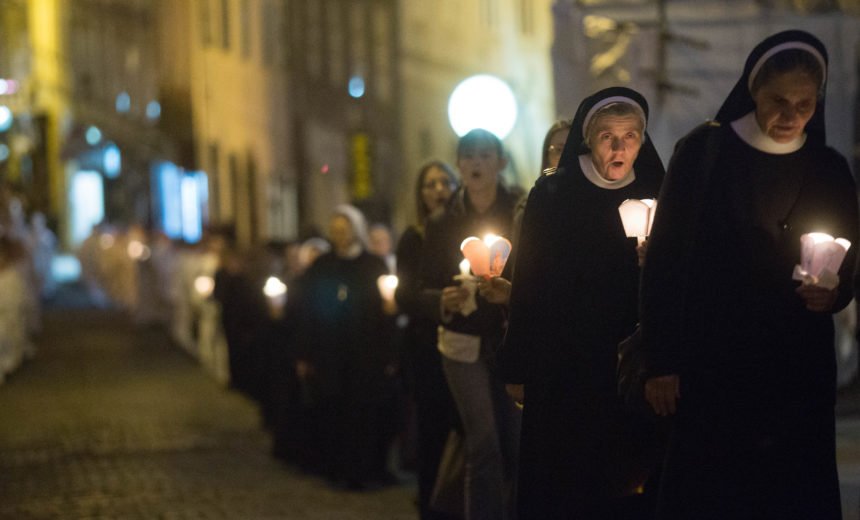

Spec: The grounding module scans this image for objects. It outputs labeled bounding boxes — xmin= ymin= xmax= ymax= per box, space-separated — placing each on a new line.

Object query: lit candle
xmin=794 ymin=232 xmax=852 ymax=289
xmin=460 ymin=233 xmax=512 ymax=277
xmin=618 ymin=199 xmax=657 ymax=246
xmin=459 ymin=259 xmax=471 ymax=277
xmin=377 ymin=274 xmax=399 ymax=302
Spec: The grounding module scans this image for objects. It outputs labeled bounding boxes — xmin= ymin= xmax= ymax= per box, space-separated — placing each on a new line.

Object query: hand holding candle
xmin=792 ymin=232 xmax=851 ymax=290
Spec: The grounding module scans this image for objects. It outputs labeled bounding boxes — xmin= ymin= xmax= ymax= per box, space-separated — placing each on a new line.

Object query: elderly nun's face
xmin=589 ymin=114 xmax=643 ymax=181
xmin=752 ymin=69 xmax=818 ymax=143
xmin=329 ymin=215 xmax=356 ymax=256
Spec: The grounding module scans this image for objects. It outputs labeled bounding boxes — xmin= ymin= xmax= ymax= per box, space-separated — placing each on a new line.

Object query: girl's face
xmin=421 ymin=166 xmax=454 ymax=216
xmin=753 ymin=69 xmax=818 ymax=143
xmin=546 ymin=128 xmax=570 ymax=170
xmin=457 ymin=139 xmax=506 ymax=194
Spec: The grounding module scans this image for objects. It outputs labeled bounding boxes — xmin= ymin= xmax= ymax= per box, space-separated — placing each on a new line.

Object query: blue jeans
xmin=443 ymin=353 xmax=521 ymax=520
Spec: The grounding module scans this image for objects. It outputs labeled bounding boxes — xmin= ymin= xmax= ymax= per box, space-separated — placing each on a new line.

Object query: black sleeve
xmin=822 ymin=149 xmax=859 ymax=314
xmin=499 ymin=182 xmax=554 ymax=384
xmin=394 ymin=227 xmax=423 ymax=316
xmin=639 ymin=125 xmax=716 ymax=377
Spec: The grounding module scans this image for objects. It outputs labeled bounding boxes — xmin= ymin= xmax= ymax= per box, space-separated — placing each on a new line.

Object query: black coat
xmin=418 ymin=186 xmax=518 ymax=346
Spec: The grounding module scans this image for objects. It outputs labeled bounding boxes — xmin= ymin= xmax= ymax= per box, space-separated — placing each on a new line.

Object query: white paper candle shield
xmin=793 ymin=232 xmax=851 ymax=289
xmin=618 ymin=199 xmax=657 ymax=244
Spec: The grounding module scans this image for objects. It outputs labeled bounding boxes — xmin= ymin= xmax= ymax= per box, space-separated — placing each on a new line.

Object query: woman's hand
xmin=645 ymin=374 xmax=680 ymax=416
xmin=796 ymin=284 xmax=838 ymax=312
xmin=441 ymin=285 xmax=470 ymax=314
xmin=477 ymin=276 xmax=512 ymax=305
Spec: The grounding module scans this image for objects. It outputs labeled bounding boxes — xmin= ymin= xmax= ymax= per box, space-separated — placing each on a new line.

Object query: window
xmin=199 ymin=0 xmax=212 ymax=47
xmin=519 ymin=0 xmax=534 ymax=35
xmin=220 ymin=0 xmax=231 ymax=51
xmin=327 ymin=0 xmax=344 ymax=86
xmin=240 ymin=0 xmax=251 ymax=58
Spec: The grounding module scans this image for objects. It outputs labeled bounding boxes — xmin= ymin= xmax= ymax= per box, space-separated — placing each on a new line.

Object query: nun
xmin=501 ymin=87 xmax=664 ymax=518
xmin=640 ymin=30 xmax=859 ymax=519
xmin=296 ymin=204 xmax=398 ymax=489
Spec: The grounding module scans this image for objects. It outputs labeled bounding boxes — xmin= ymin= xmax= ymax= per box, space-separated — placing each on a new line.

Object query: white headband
xmin=747 ymin=41 xmax=827 ymax=92
xmin=582 ymin=96 xmax=647 ymax=138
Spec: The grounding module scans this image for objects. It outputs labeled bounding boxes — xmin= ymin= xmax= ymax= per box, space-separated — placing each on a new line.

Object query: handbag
xmin=429 ymin=429 xmax=466 ymax=518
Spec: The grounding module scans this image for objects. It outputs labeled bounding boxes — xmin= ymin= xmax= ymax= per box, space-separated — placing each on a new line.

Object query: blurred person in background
xmin=297 ymin=205 xmax=398 ymax=489
xmin=419 ymin=129 xmax=521 ymax=520
xmin=395 ymin=160 xmax=459 ymax=519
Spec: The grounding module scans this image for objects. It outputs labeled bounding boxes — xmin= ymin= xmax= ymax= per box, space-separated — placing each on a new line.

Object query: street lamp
xmin=447 ymin=74 xmax=518 ymax=139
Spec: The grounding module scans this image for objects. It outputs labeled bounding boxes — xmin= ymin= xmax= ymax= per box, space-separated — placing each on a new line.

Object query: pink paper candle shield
xmin=460 ymin=234 xmax=512 ymax=277
xmin=800 ymin=233 xmax=851 ymax=280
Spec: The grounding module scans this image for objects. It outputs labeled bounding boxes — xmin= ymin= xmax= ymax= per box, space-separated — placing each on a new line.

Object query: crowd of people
xmin=0 ymin=182 xmax=55 ymax=385
xmin=4 ymin=29 xmax=857 ymax=520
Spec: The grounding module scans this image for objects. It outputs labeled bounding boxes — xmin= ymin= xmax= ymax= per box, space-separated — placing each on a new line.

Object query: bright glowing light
xmin=483 ymin=234 xmax=501 ymax=247
xmin=103 ymin=143 xmax=121 ymax=178
xmin=448 ymin=75 xmax=518 ymax=139
xmin=377 ymin=274 xmax=398 ymax=302
xmin=70 ymin=171 xmax=105 ymax=246
xmin=0 ymin=80 xmax=17 ymax=96
xmin=459 ymin=259 xmax=471 ymax=277
xmin=180 ymin=175 xmax=202 ymax=244
xmin=194 ymin=275 xmax=215 ymax=298
xmin=348 ymin=76 xmax=365 ymax=98
xmin=0 ymin=144 xmax=9 ymax=162
xmin=618 ymin=198 xmax=658 ymax=245
xmin=115 ymin=92 xmax=131 ymax=113
xmin=99 ymin=233 xmax=115 ymax=250
xmin=85 ymin=126 xmax=102 ymax=145
xmin=146 ymin=100 xmax=161 ymax=120
xmin=127 ymin=240 xmax=151 ymax=261
xmin=0 ymin=105 xmax=13 ymax=131
xmin=0 ymin=80 xmax=7 ymax=95
xmin=263 ymin=276 xmax=288 ymax=298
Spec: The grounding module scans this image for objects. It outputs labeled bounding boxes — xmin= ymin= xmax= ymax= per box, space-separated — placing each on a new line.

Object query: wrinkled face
xmin=546 ymin=128 xmax=570 ymax=170
xmin=589 ymin=115 xmax=643 ymax=181
xmin=753 ymin=69 xmax=818 ymax=143
xmin=329 ymin=215 xmax=355 ymax=255
xmin=421 ymin=166 xmax=454 ymax=216
xmin=457 ymin=139 xmax=506 ymax=195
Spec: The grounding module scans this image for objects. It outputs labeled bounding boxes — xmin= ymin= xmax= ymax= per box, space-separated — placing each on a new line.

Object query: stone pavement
xmin=0 ymin=291 xmax=417 ymax=519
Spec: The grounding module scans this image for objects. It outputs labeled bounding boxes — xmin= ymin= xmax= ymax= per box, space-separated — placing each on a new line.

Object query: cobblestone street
xmin=0 ymin=289 xmax=417 ymax=519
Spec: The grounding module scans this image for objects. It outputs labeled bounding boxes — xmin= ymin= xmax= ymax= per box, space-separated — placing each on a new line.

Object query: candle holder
xmin=460 ymin=233 xmax=512 ymax=278
xmin=792 ymin=232 xmax=851 ymax=289
xmin=618 ymin=199 xmax=657 ymax=245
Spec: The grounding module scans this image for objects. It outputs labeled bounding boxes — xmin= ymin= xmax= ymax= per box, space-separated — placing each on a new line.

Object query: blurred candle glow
xmin=194 ymin=275 xmax=215 ymax=298
xmin=377 ymin=274 xmax=399 ymax=302
xmin=459 ymin=259 xmax=471 ymax=277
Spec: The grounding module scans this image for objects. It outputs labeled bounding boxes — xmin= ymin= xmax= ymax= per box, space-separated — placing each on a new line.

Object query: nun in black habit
xmin=640 ymin=30 xmax=859 ymax=519
xmin=500 ymin=87 xmax=664 ymax=519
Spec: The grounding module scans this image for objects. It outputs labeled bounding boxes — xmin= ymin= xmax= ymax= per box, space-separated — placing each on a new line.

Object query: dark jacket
xmin=418 ymin=185 xmax=518 ymax=346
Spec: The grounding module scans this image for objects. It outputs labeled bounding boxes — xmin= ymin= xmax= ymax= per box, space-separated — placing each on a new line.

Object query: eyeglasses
xmin=422 ymin=179 xmax=454 ymax=190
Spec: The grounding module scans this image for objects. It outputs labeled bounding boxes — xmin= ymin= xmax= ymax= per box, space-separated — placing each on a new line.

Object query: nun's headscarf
xmin=556 ymin=86 xmax=664 ymax=185
xmin=714 ymin=30 xmax=828 ymax=147
xmin=332 ymin=203 xmax=369 ymax=254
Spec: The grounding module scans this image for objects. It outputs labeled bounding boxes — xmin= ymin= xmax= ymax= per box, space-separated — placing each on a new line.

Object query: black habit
xmin=501 ymin=87 xmax=664 ymax=519
xmin=640 ymin=30 xmax=859 ymax=520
